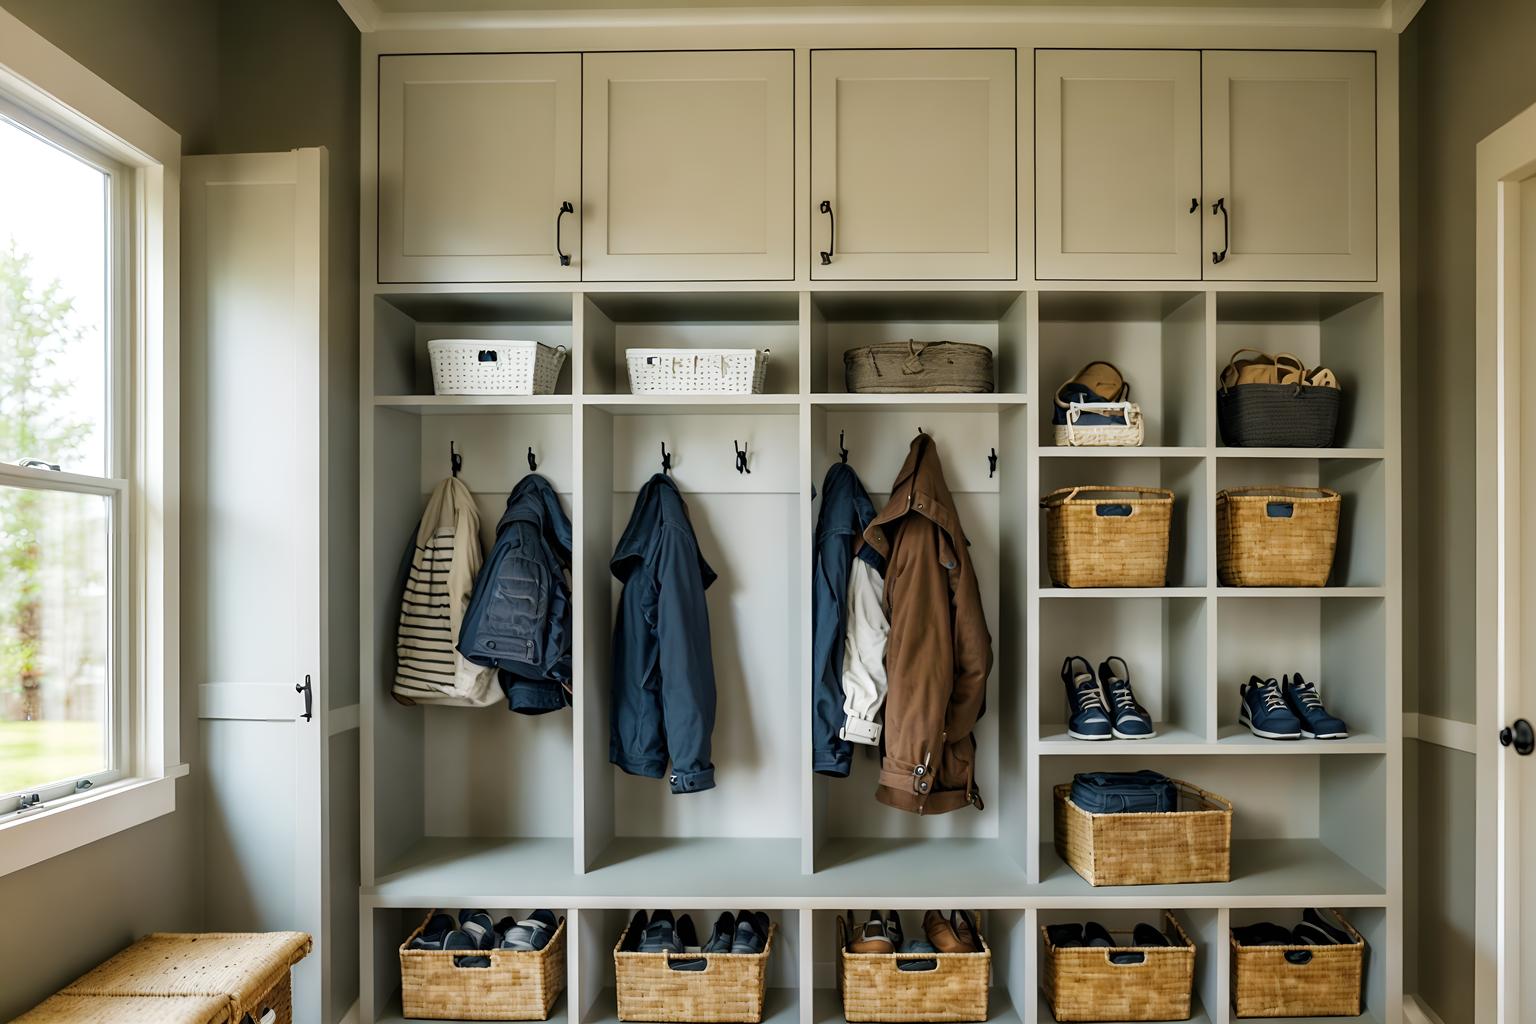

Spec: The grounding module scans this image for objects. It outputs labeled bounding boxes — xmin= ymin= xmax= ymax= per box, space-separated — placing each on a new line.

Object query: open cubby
xmin=1228 ymin=906 xmax=1387 ymax=1024
xmin=374 ymin=291 xmax=576 ymax=398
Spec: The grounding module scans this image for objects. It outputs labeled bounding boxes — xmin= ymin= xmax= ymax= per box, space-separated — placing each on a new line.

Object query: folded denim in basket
xmin=1069 ymin=770 xmax=1178 ymax=814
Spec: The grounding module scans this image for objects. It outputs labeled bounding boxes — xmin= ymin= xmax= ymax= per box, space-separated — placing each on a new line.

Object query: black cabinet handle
xmin=556 ymin=201 xmax=574 ymax=267
xmin=1211 ymin=197 xmax=1230 ymax=265
xmin=296 ymin=674 xmax=313 ymax=722
xmin=818 ymin=200 xmax=835 ymax=265
xmin=1500 ymin=718 xmax=1534 ymax=755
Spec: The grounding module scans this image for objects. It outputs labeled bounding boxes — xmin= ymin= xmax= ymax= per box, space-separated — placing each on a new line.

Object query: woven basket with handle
xmin=1054 ymin=781 xmax=1232 ymax=886
xmin=1231 ymin=910 xmax=1364 ymax=1018
xmin=1217 ymin=349 xmax=1343 ymax=448
xmin=836 ymin=915 xmax=989 ymax=1022
xmin=1042 ymin=911 xmax=1195 ymax=1022
xmin=1216 ymin=487 xmax=1341 ymax=587
xmin=1042 ymin=486 xmax=1173 ymax=588
xmin=614 ymin=920 xmax=773 ymax=1023
xmin=844 ymin=340 xmax=994 ymax=394
xmin=400 ymin=913 xmax=566 ymax=1020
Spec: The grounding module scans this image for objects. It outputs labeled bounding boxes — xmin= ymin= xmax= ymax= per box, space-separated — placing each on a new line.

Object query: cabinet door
xmin=811 ymin=49 xmax=1016 ymax=280
xmin=1203 ymin=50 xmax=1376 ymax=281
xmin=1036 ymin=49 xmax=1202 ymax=280
xmin=378 ymin=54 xmax=580 ymax=283
xmin=583 ymin=50 xmax=793 ymax=281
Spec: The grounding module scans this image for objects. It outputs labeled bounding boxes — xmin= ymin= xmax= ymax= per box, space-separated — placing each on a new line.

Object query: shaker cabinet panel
xmin=582 ymin=50 xmax=794 ymax=281
xmin=1202 ymin=50 xmax=1376 ymax=281
xmin=378 ymin=53 xmax=581 ymax=283
xmin=811 ymin=49 xmax=1016 ymax=280
xmin=1035 ymin=49 xmax=1202 ymax=280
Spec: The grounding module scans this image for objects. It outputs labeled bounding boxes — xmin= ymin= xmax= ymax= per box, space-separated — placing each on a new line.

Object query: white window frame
xmin=0 ymin=7 xmax=182 ymax=877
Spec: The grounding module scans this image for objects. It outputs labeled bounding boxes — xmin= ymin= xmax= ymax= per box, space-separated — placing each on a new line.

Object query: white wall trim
xmin=1405 ymin=712 xmax=1478 ymax=754
xmin=0 ymin=776 xmax=176 ymax=877
xmin=336 ymin=0 xmax=381 ymax=32
xmin=1389 ymin=0 xmax=1427 ymax=33
xmin=1405 ymin=994 xmax=1448 ymax=1024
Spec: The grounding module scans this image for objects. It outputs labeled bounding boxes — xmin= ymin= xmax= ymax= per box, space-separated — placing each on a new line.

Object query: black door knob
xmin=1499 ymin=718 xmax=1534 ymax=755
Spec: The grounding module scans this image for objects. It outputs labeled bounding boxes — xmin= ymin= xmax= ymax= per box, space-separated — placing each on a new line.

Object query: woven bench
xmin=14 ymin=993 xmax=234 ymax=1023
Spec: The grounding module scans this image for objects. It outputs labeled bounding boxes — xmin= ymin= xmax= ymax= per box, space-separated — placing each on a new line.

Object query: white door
xmin=810 ymin=48 xmax=1016 ymax=280
xmin=1478 ymin=99 xmax=1536 ymax=1024
xmin=184 ymin=151 xmax=327 ymax=1022
xmin=583 ymin=50 xmax=794 ymax=281
xmin=378 ymin=53 xmax=581 ymax=283
xmin=1202 ymin=50 xmax=1376 ymax=282
xmin=1035 ymin=49 xmax=1202 ymax=280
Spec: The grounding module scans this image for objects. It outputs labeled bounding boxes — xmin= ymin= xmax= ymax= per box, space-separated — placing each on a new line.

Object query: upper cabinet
xmin=582 ymin=51 xmax=794 ymax=281
xmin=1035 ymin=49 xmax=1202 ymax=280
xmin=811 ymin=49 xmax=1017 ymax=281
xmin=1035 ymin=49 xmax=1376 ymax=282
xmin=378 ymin=54 xmax=581 ymax=283
xmin=1203 ymin=50 xmax=1376 ymax=282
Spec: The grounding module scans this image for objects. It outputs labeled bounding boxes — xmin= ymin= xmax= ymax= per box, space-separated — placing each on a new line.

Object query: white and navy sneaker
xmin=1238 ymin=676 xmax=1303 ymax=739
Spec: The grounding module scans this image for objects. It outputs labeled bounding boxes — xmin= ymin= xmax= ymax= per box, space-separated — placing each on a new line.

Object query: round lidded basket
xmin=844 ymin=340 xmax=994 ymax=394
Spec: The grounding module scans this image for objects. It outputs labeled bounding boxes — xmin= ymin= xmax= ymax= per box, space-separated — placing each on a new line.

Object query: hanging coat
xmin=458 ymin=473 xmax=573 ymax=714
xmin=392 ymin=476 xmax=498 ymax=707
xmin=609 ymin=473 xmax=719 ymax=794
xmin=861 ymin=434 xmax=992 ymax=814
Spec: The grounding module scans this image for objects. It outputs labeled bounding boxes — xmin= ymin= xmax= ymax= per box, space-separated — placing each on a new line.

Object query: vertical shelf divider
xmin=798 ymin=291 xmax=818 ymax=876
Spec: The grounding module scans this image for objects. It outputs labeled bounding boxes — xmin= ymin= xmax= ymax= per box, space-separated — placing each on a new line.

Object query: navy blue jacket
xmin=458 ymin=474 xmax=573 ymax=714
xmin=811 ymin=462 xmax=882 ymax=776
xmin=609 ymin=474 xmax=719 ymax=794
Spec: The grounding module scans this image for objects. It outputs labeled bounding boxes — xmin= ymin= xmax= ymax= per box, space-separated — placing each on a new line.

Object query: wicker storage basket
xmin=1054 ymin=781 xmax=1233 ymax=886
xmin=614 ymin=920 xmax=774 ymax=1023
xmin=844 ymin=340 xmax=994 ymax=394
xmin=1042 ymin=911 xmax=1195 ymax=1022
xmin=1216 ymin=487 xmax=1341 ymax=587
xmin=429 ymin=339 xmax=567 ymax=396
xmin=62 ymin=932 xmax=310 ymax=1024
xmin=400 ymin=913 xmax=566 ymax=1021
xmin=1054 ymin=402 xmax=1146 ymax=448
xmin=836 ymin=916 xmax=989 ymax=1022
xmin=1231 ymin=911 xmax=1364 ymax=1018
xmin=626 ymin=348 xmax=769 ymax=394
xmin=14 ymin=994 xmax=234 ymax=1024
xmin=1042 ymin=487 xmax=1173 ymax=588
xmin=1218 ymin=383 xmax=1341 ymax=448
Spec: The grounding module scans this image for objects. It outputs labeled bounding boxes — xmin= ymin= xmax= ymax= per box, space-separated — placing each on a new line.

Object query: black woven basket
xmin=1217 ymin=383 xmax=1341 ymax=447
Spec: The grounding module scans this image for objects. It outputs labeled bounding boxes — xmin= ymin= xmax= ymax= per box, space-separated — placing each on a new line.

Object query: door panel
xmin=811 ymin=49 xmax=1016 ymax=280
xmin=1035 ymin=49 xmax=1201 ymax=280
xmin=379 ymin=54 xmax=580 ymax=283
xmin=185 ymin=151 xmax=326 ymax=1022
xmin=583 ymin=50 xmax=793 ymax=281
xmin=1203 ymin=50 xmax=1376 ymax=281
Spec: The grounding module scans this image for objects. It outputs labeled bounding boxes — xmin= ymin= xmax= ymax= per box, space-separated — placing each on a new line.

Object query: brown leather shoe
xmin=924 ymin=910 xmax=982 ymax=954
xmin=849 ymin=913 xmax=895 ymax=954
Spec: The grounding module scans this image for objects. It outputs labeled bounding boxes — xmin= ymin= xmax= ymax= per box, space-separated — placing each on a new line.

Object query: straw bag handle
xmin=1220 ymin=348 xmax=1273 ymax=391
xmin=1274 ymin=352 xmax=1307 ymax=385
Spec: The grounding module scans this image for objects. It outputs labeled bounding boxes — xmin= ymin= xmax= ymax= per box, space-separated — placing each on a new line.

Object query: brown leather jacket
xmin=860 ymin=434 xmax=992 ymax=814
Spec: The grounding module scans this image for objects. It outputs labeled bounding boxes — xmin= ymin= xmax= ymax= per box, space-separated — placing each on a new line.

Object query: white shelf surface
xmin=815 ymin=986 xmax=1024 ymax=1024
xmin=583 ymin=394 xmax=801 ymax=415
xmin=1037 ymin=725 xmax=1209 ymax=753
xmin=1036 ymin=990 xmax=1211 ymax=1024
xmin=587 ymin=987 xmax=799 ymax=1024
xmin=375 ymin=394 xmax=574 ymax=414
xmin=810 ymin=393 xmax=1028 ymax=412
xmin=1215 ymin=726 xmax=1386 ymax=754
xmin=1039 ymin=587 xmax=1207 ymax=599
xmin=1216 ymin=587 xmax=1386 ymax=599
xmin=1215 ymin=447 xmax=1386 ymax=460
xmin=1038 ymin=446 xmax=1201 ymax=458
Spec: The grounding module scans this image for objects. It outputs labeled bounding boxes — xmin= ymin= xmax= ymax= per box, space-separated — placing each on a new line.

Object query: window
xmin=0 ymin=102 xmax=129 ymax=812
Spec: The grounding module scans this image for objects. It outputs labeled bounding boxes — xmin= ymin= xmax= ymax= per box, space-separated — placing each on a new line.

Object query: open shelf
xmin=374 ymin=291 xmax=575 ymax=398
xmin=583 ymin=988 xmax=799 ymax=1024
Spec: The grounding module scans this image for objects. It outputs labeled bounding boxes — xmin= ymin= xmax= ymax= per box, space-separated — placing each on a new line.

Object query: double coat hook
xmin=734 ymin=440 xmax=751 ymax=475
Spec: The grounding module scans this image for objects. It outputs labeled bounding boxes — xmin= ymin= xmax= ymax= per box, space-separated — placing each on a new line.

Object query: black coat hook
xmin=838 ymin=430 xmax=848 ymax=464
xmin=988 ymin=447 xmax=998 ymax=478
xmin=527 ymin=446 xmax=538 ymax=472
xmin=660 ymin=441 xmax=672 ymax=475
xmin=450 ymin=441 xmax=462 ymax=478
xmin=734 ymin=440 xmax=751 ymax=475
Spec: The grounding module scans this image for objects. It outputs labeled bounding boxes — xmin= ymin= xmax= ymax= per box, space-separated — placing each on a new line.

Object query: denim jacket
xmin=811 ymin=462 xmax=884 ymax=776
xmin=458 ymin=474 xmax=573 ymax=714
xmin=609 ymin=474 xmax=719 ymax=794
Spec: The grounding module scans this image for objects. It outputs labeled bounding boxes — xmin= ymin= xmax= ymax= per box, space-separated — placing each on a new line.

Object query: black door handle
xmin=1211 ymin=197 xmax=1230 ymax=265
xmin=1500 ymin=718 xmax=1534 ymax=755
xmin=818 ymin=200 xmax=835 ymax=265
xmin=556 ymin=201 xmax=574 ymax=267
xmin=296 ymin=675 xmax=313 ymax=722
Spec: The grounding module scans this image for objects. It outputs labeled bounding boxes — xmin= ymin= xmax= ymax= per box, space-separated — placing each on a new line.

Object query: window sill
xmin=0 ymin=767 xmax=186 ymax=878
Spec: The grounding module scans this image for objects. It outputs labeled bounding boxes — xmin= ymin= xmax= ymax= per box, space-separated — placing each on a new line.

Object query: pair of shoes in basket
xmin=1233 ymin=909 xmax=1353 ymax=947
xmin=626 ymin=909 xmax=769 ymax=956
xmin=846 ymin=911 xmax=982 ymax=955
xmin=1238 ymin=673 xmax=1349 ymax=740
xmin=1061 ymin=656 xmax=1156 ymax=740
xmin=1047 ymin=921 xmax=1173 ymax=949
xmin=411 ymin=908 xmax=557 ymax=967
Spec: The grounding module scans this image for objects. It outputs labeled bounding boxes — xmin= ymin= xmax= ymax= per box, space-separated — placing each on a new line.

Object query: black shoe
xmin=730 ymin=911 xmax=769 ymax=954
xmin=1132 ymin=922 xmax=1172 ymax=947
xmin=1083 ymin=922 xmax=1115 ymax=947
xmin=703 ymin=912 xmax=735 ymax=953
xmin=885 ymin=911 xmax=904 ymax=951
xmin=1293 ymin=909 xmax=1352 ymax=945
xmin=1233 ymin=922 xmax=1295 ymax=946
xmin=621 ymin=910 xmax=649 ymax=951
xmin=1046 ymin=923 xmax=1084 ymax=948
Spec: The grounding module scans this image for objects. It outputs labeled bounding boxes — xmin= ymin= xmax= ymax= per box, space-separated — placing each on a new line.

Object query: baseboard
xmin=337 ymin=999 xmax=359 ymax=1024
xmin=1405 ymin=993 xmax=1448 ymax=1024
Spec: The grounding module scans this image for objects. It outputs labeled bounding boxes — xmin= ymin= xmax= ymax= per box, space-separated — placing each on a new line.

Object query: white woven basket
xmin=1053 ymin=401 xmax=1146 ymax=447
xmin=429 ymin=339 xmax=567 ymax=396
xmin=626 ymin=348 xmax=768 ymax=395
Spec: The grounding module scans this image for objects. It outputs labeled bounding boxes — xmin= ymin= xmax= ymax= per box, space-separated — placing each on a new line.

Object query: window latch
xmin=17 ymin=458 xmax=60 ymax=472
xmin=14 ymin=793 xmax=43 ymax=814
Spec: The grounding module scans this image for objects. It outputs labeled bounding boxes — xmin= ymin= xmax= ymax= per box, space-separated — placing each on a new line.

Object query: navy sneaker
xmin=1293 ymin=908 xmax=1352 ymax=945
xmin=703 ymin=913 xmax=735 ymax=953
xmin=1062 ymin=656 xmax=1112 ymax=740
xmin=1283 ymin=673 xmax=1349 ymax=739
xmin=1239 ymin=676 xmax=1302 ymax=740
xmin=1083 ymin=922 xmax=1114 ymax=947
xmin=1099 ymin=657 xmax=1156 ymax=739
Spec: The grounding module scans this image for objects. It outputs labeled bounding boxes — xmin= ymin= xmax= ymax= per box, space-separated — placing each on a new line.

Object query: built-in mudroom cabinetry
xmin=357 ymin=17 xmax=1401 ymax=1024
